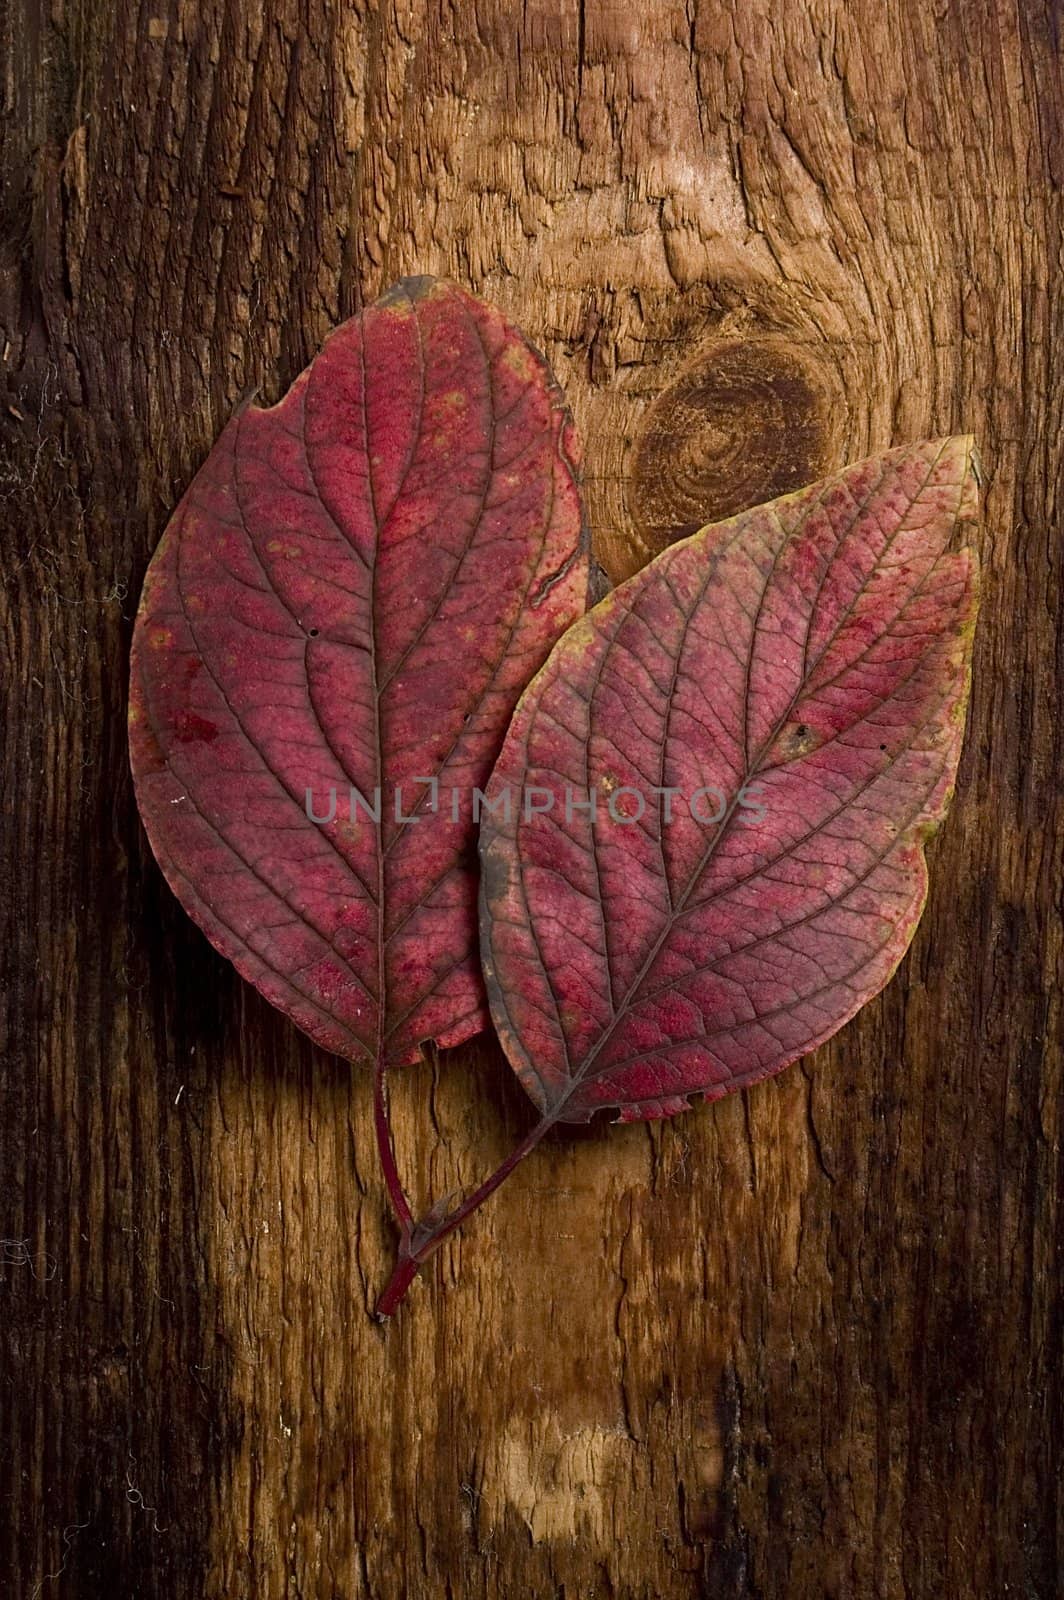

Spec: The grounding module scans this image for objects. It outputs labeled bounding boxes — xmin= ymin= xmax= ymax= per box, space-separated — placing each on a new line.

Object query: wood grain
xmin=2 ymin=2 xmax=1061 ymax=1596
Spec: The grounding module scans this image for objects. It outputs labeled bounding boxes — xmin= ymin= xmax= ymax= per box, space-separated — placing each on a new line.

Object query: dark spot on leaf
xmin=480 ymin=841 xmax=509 ymax=908
xmin=174 ymin=711 xmax=220 ymax=744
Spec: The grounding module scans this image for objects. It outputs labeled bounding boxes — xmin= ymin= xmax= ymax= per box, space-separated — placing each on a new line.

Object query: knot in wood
xmin=628 ymin=337 xmax=841 ymax=554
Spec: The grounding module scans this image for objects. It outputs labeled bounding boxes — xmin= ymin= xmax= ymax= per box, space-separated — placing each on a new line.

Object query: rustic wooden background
xmin=3 ymin=1 xmax=1061 ymax=1596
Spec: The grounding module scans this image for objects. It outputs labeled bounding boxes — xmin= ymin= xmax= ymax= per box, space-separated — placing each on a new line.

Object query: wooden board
xmin=2 ymin=2 xmax=1061 ymax=1595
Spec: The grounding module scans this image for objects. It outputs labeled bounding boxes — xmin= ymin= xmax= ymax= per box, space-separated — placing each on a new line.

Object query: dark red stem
xmin=373 ymin=1110 xmax=558 ymax=1317
xmin=374 ymin=1250 xmax=420 ymax=1318
xmin=372 ymin=1053 xmax=414 ymax=1238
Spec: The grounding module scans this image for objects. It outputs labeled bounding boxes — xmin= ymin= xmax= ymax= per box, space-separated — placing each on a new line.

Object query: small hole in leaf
xmin=308 ymin=627 xmax=319 ymax=637
xmin=879 ymin=743 xmax=887 ymax=751
xmin=796 ymin=724 xmax=808 ymax=738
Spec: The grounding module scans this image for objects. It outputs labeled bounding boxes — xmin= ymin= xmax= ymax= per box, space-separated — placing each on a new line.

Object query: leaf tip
xmin=931 ymin=432 xmax=982 ymax=521
xmin=381 ymin=273 xmax=439 ymax=306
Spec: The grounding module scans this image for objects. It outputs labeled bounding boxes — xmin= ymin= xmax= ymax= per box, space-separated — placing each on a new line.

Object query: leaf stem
xmin=374 ymin=1250 xmax=420 ymax=1319
xmin=372 ymin=1053 xmax=415 ymax=1239
xmin=374 ymin=1109 xmax=559 ymax=1317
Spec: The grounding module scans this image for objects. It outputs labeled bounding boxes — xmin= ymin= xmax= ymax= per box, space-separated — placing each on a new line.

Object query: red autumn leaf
xmin=480 ymin=438 xmax=979 ymax=1125
xmin=129 ymin=277 xmax=588 ymax=1068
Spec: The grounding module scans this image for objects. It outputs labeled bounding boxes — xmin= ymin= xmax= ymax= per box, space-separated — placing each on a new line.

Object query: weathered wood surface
xmin=2 ymin=2 xmax=1061 ymax=1596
